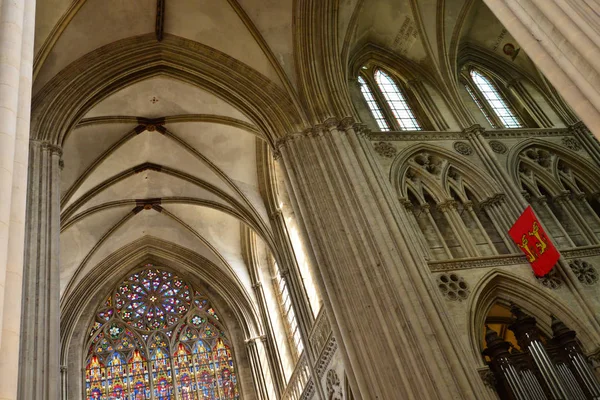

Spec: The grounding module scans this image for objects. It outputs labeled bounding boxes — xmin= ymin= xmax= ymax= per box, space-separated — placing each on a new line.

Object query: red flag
xmin=508 ymin=206 xmax=560 ymax=277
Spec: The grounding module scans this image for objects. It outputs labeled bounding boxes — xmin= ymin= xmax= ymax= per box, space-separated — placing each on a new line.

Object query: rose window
xmin=115 ymin=269 xmax=192 ymax=331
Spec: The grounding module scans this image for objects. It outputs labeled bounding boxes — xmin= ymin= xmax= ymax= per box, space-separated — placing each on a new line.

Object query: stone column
xmin=482 ymin=0 xmax=600 ymax=140
xmin=570 ymin=122 xmax=600 ymax=167
xmin=0 ymin=0 xmax=37 ymax=398
xmin=18 ymin=141 xmax=62 ymax=400
xmin=276 ymin=118 xmax=491 ymax=399
xmin=246 ymin=338 xmax=270 ymax=400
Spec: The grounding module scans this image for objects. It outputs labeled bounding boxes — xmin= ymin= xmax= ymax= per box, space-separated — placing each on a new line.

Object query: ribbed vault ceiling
xmin=34 ymin=0 xmax=539 ymax=312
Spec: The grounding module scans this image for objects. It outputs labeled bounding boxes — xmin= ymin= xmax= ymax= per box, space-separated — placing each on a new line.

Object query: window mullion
xmin=366 ymin=74 xmax=400 ymax=131
xmin=468 ymin=81 xmax=502 ymax=129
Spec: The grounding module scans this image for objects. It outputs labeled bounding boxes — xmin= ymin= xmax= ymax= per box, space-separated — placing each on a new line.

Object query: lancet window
xmin=517 ymin=146 xmax=600 ymax=248
xmin=85 ymin=266 xmax=239 ymax=400
xmin=401 ymin=152 xmax=512 ymax=261
xmin=466 ymin=69 xmax=523 ymax=129
xmin=273 ymin=262 xmax=303 ymax=358
xmin=356 ymin=66 xmax=424 ymax=131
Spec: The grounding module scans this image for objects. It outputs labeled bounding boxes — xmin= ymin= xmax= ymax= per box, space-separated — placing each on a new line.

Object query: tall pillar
xmin=0 ymin=0 xmax=37 ymax=398
xmin=276 ymin=117 xmax=491 ymax=399
xmin=18 ymin=141 xmax=62 ymax=400
xmin=483 ymin=0 xmax=600 ymax=141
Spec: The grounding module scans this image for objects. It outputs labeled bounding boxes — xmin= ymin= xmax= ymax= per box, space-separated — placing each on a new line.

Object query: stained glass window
xmin=374 ymin=70 xmax=421 ymax=131
xmin=85 ymin=265 xmax=239 ymax=400
xmin=358 ymin=76 xmax=390 ymax=131
xmin=470 ymin=70 xmax=522 ymax=129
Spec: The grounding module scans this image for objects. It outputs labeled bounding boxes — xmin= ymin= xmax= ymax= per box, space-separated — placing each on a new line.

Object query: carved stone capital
xmin=437 ymin=200 xmax=457 ymax=212
xmin=462 ymin=124 xmax=485 ymax=138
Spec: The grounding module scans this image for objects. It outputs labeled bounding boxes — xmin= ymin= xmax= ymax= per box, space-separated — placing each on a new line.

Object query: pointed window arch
xmin=469 ymin=69 xmax=522 ymax=129
xmin=358 ymin=76 xmax=390 ymax=131
xmin=374 ymin=70 xmax=421 ymax=131
xmin=84 ymin=265 xmax=239 ymax=400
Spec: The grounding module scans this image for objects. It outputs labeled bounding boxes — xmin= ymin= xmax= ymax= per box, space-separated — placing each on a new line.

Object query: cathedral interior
xmin=1 ymin=0 xmax=600 ymax=399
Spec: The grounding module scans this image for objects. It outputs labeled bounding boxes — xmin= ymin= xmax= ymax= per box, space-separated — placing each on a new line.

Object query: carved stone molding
xmin=569 ymin=259 xmax=599 ymax=285
xmin=561 ymin=246 xmax=600 ymax=259
xmin=368 ymin=131 xmax=467 ymax=141
xmin=429 ymin=254 xmax=526 ymax=272
xmin=561 ymin=136 xmax=582 ymax=151
xmin=488 ymin=140 xmax=507 ymax=154
xmin=316 ymin=336 xmax=338 ymax=378
xmin=436 ymin=273 xmax=469 ymax=301
xmin=535 ymin=268 xmax=563 ymax=289
xmin=373 ymin=141 xmax=397 ymax=158
xmin=326 ymin=369 xmax=343 ymax=400
xmin=300 ymin=379 xmax=315 ymax=400
xmin=453 ymin=141 xmax=473 ymax=156
xmin=482 ymin=127 xmax=570 ymax=138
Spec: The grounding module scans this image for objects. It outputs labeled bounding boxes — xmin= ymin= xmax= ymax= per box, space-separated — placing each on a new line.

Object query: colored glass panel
xmin=86 ymin=356 xmax=106 ymax=400
xmin=374 ymin=70 xmax=421 ymax=131
xmin=152 ymin=347 xmax=174 ymax=400
xmin=213 ymin=340 xmax=238 ymax=400
xmin=128 ymin=350 xmax=149 ymax=400
xmin=85 ymin=266 xmax=239 ymax=400
xmin=107 ymin=353 xmax=128 ymax=399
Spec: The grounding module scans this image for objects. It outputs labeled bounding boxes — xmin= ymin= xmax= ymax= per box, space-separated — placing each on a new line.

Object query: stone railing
xmin=309 ymin=309 xmax=331 ymax=357
xmin=281 ymin=353 xmax=311 ymax=400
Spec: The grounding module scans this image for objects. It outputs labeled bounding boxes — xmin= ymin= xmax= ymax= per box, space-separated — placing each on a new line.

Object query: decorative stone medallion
xmin=326 ymin=369 xmax=343 ymax=400
xmin=536 ymin=268 xmax=563 ymax=289
xmin=373 ymin=141 xmax=397 ymax=158
xmin=569 ymin=259 xmax=598 ymax=285
xmin=562 ymin=136 xmax=582 ymax=151
xmin=453 ymin=141 xmax=473 ymax=156
xmin=489 ymin=140 xmax=507 ymax=154
xmin=437 ymin=273 xmax=469 ymax=301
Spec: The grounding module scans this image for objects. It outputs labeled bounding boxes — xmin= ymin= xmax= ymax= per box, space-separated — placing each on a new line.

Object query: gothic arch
xmin=467 ymin=269 xmax=600 ymax=365
xmin=390 ymin=143 xmax=503 ymax=202
xmin=31 ymin=34 xmax=306 ymax=147
xmin=507 ymin=138 xmax=600 ymax=196
xmin=62 ymin=236 xmax=262 ymax=399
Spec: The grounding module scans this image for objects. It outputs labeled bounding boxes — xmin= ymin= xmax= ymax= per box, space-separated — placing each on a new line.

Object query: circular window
xmin=115 ymin=269 xmax=192 ymax=331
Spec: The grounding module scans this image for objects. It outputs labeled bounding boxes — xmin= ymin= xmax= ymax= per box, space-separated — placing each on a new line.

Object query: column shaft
xmin=0 ymin=0 xmax=36 ymax=398
xmin=18 ymin=141 xmax=62 ymax=400
xmin=483 ymin=0 xmax=600 ymax=140
xmin=277 ymin=119 xmax=491 ymax=399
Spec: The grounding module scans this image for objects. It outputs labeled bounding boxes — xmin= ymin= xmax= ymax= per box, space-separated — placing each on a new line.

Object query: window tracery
xmin=357 ymin=76 xmax=390 ymax=131
xmin=374 ymin=70 xmax=421 ymax=131
xmin=85 ymin=266 xmax=239 ymax=400
xmin=401 ymin=152 xmax=512 ymax=261
xmin=273 ymin=262 xmax=303 ymax=358
xmin=468 ymin=69 xmax=523 ymax=129
xmin=516 ymin=146 xmax=600 ymax=248
xmin=355 ymin=66 xmax=426 ymax=132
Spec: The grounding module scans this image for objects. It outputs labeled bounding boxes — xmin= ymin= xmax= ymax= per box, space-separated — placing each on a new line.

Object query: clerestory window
xmin=356 ymin=67 xmax=423 ymax=132
xmin=468 ymin=69 xmax=522 ymax=129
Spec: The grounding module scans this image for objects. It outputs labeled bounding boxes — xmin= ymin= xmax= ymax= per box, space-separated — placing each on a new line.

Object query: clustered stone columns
xmin=276 ymin=117 xmax=491 ymax=399
xmin=18 ymin=141 xmax=62 ymax=400
xmin=0 ymin=0 xmax=37 ymax=399
xmin=483 ymin=0 xmax=600 ymax=141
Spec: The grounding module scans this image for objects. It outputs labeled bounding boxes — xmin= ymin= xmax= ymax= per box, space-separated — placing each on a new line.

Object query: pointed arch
xmin=390 ymin=143 xmax=503 ymax=200
xmin=507 ymin=139 xmax=600 ymax=193
xmin=32 ymin=34 xmax=306 ymax=148
xmin=467 ymin=269 xmax=600 ymax=364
